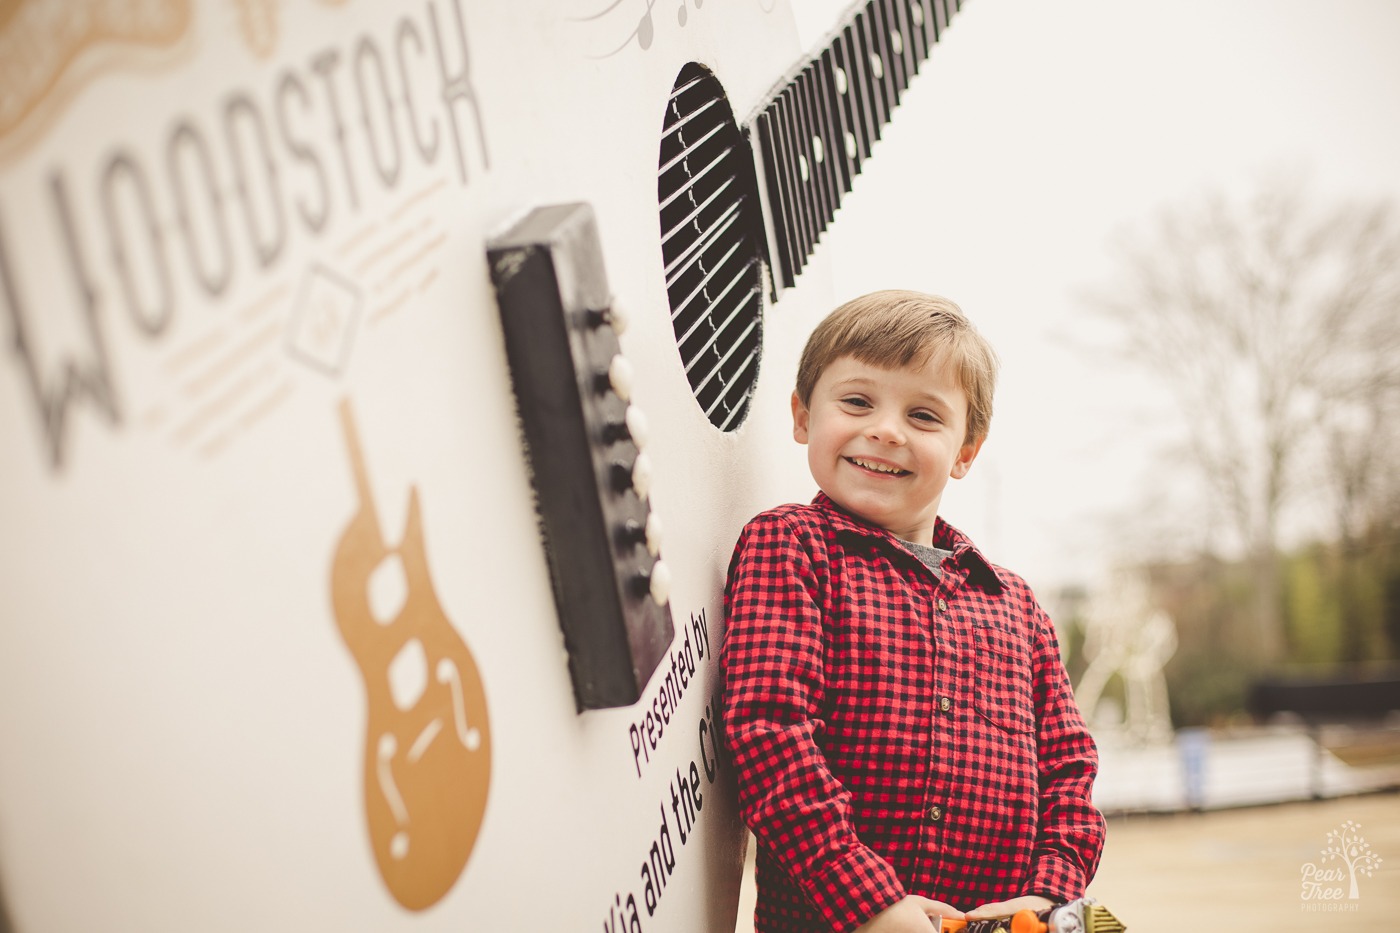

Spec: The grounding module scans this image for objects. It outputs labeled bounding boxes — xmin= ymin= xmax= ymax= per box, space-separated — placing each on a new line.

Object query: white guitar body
xmin=0 ymin=1 xmax=966 ymax=929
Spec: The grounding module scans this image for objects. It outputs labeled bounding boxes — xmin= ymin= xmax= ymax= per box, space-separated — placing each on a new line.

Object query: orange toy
xmin=935 ymin=897 xmax=1125 ymax=933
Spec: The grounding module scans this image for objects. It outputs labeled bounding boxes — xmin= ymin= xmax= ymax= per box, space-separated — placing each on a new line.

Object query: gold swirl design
xmin=231 ymin=0 xmax=277 ymax=59
xmin=0 ymin=0 xmax=192 ymax=156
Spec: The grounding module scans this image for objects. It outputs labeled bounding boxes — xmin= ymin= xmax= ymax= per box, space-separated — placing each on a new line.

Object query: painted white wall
xmin=0 ymin=1 xmax=827 ymax=930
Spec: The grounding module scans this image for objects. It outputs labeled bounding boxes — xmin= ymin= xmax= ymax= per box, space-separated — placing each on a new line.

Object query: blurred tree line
xmin=1070 ymin=175 xmax=1400 ymax=728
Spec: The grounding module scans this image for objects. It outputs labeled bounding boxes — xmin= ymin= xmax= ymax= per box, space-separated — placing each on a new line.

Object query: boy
xmin=721 ymin=291 xmax=1104 ymax=932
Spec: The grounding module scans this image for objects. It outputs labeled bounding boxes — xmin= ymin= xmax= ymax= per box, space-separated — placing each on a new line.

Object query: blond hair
xmin=795 ymin=290 xmax=999 ymax=444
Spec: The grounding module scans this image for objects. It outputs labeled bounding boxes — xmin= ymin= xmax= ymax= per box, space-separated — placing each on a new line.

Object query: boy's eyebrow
xmin=830 ymin=377 xmax=956 ymax=411
xmin=912 ymin=393 xmax=956 ymax=414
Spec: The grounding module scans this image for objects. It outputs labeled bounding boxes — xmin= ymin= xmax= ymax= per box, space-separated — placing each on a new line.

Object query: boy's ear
xmin=791 ymin=392 xmax=810 ymax=444
xmin=950 ymin=435 xmax=985 ymax=479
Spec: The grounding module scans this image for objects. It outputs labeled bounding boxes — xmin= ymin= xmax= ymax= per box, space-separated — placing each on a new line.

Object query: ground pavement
xmin=734 ymin=791 xmax=1400 ymax=932
xmin=1087 ymin=791 xmax=1399 ymax=933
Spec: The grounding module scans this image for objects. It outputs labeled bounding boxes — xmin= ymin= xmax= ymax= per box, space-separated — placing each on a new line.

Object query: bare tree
xmin=1090 ymin=176 xmax=1400 ymax=663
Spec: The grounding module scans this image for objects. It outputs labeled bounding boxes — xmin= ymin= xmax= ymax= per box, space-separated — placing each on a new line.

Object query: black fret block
xmin=817 ymin=48 xmax=854 ymax=195
xmin=835 ymin=29 xmax=875 ymax=160
xmin=806 ymin=61 xmax=844 ymax=205
xmin=904 ymin=0 xmax=931 ymax=60
xmin=765 ymin=98 xmax=803 ymax=271
xmin=790 ymin=72 xmax=821 ymax=235
xmin=772 ymin=91 xmax=817 ymax=263
xmin=796 ymin=66 xmax=836 ymax=232
xmin=870 ymin=0 xmax=908 ymax=97
xmin=889 ymin=0 xmax=920 ymax=80
xmin=873 ymin=6 xmax=900 ymax=121
xmin=852 ymin=11 xmax=889 ymax=131
xmin=777 ymin=89 xmax=816 ymax=263
xmin=770 ymin=92 xmax=805 ymax=262
xmin=756 ymin=111 xmax=797 ymax=289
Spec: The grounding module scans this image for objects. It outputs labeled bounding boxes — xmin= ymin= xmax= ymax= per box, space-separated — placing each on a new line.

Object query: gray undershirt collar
xmin=903 ymin=540 xmax=953 ymax=578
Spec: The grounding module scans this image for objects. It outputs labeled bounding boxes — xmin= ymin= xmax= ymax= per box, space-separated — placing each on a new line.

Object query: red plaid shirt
xmin=721 ymin=495 xmax=1104 ymax=932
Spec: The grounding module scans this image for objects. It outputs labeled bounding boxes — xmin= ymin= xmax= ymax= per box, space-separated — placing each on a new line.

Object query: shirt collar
xmin=810 ymin=492 xmax=1007 ymax=591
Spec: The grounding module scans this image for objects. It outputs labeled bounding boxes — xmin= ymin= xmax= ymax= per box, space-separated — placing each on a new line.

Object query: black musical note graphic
xmin=570 ymin=0 xmax=707 ymax=58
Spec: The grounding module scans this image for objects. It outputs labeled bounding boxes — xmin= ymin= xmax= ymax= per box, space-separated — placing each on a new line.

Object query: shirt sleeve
xmin=1022 ymin=595 xmax=1106 ymax=901
xmin=720 ymin=513 xmax=906 ymax=931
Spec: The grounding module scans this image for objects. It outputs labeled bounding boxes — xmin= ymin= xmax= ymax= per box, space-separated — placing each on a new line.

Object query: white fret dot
xmin=798 ymin=154 xmax=809 ymax=182
xmin=812 ymin=136 xmax=824 ymax=164
xmin=891 ymin=31 xmax=904 ymax=55
xmin=835 ymin=66 xmax=848 ymax=96
xmin=845 ymin=132 xmax=857 ymax=160
xmin=869 ymin=54 xmax=884 ymax=81
xmin=911 ymin=5 xmax=924 ymax=27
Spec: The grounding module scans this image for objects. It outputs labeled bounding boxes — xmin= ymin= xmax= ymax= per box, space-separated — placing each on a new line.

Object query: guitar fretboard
xmin=755 ymin=0 xmax=963 ymax=290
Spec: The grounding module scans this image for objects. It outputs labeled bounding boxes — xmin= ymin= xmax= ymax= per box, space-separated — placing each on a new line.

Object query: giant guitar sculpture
xmin=495 ymin=0 xmax=969 ymax=715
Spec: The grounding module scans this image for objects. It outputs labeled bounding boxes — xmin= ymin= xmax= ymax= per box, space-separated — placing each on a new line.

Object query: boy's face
xmin=792 ymin=353 xmax=983 ymax=546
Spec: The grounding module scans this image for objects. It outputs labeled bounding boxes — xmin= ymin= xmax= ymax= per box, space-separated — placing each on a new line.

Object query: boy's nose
xmin=866 ymin=413 xmax=905 ymax=444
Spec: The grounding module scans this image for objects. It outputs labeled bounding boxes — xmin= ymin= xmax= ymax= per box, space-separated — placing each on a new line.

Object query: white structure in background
xmin=1075 ymin=570 xmax=1177 ymax=746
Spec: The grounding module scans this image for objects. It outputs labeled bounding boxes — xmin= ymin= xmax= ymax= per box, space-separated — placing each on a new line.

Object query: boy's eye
xmin=840 ymin=396 xmax=871 ymax=409
xmin=911 ymin=410 xmax=939 ymax=424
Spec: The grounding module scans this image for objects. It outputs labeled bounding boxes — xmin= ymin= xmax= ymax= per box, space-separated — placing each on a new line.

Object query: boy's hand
xmin=855 ymin=896 xmax=964 ymax=932
xmin=964 ymin=895 xmax=1055 ymax=920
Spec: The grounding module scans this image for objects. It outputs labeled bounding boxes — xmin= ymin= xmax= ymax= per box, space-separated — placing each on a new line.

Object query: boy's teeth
xmin=851 ymin=457 xmax=905 ymax=474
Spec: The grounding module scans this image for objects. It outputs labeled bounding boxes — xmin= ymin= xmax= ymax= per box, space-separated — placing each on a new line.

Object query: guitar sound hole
xmin=657 ymin=62 xmax=764 ymax=432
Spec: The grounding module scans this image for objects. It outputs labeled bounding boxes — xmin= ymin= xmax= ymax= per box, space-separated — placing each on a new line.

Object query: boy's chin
xmin=824 ymin=494 xmax=890 ymax=530
xmin=825 ymin=490 xmax=938 ymax=538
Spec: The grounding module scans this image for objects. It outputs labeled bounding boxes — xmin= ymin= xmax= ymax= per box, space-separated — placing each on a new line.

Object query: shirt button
xmin=927 ymin=804 xmax=943 ymax=822
xmin=937 ymin=598 xmax=948 ymax=612
xmin=938 ymin=696 xmax=952 ymax=712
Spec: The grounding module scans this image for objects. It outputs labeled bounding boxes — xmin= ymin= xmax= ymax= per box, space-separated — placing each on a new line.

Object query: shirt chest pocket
xmin=972 ymin=625 xmax=1035 ymax=734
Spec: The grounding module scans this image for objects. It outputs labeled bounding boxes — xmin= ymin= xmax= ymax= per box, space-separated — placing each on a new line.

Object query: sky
xmin=792 ymin=0 xmax=1400 ymax=591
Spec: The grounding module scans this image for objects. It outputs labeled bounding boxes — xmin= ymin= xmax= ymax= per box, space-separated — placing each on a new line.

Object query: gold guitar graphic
xmin=330 ymin=398 xmax=491 ymax=910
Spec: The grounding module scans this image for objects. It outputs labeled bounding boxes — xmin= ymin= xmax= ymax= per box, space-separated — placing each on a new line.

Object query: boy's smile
xmin=846 ymin=456 xmax=908 ymax=475
xmin=792 ymin=354 xmax=983 ymax=545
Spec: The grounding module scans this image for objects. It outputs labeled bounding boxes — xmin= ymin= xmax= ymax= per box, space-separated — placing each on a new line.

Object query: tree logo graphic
xmin=1301 ymin=820 xmax=1382 ymax=905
